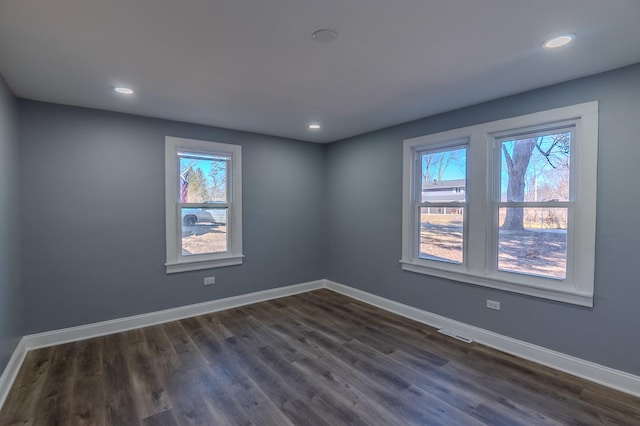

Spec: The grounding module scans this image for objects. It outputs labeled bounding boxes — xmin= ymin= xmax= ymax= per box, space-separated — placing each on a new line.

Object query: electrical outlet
xmin=486 ymin=300 xmax=501 ymax=310
xmin=203 ymin=276 xmax=216 ymax=286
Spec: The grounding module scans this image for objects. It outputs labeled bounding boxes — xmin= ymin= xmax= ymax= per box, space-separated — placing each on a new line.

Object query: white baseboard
xmin=23 ymin=280 xmax=325 ymax=350
xmin=324 ymin=279 xmax=640 ymax=399
xmin=2 ymin=277 xmax=639 ymax=413
xmin=1 ymin=280 xmax=324 ymax=411
xmin=0 ymin=338 xmax=27 ymax=410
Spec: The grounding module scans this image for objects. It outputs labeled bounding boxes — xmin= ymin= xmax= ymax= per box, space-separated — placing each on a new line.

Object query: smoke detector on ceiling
xmin=312 ymin=29 xmax=337 ymax=43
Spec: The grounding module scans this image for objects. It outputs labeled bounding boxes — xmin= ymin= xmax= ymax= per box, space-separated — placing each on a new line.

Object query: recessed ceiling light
xmin=309 ymin=124 xmax=321 ymax=130
xmin=311 ymin=29 xmax=337 ymax=43
xmin=543 ymin=34 xmax=575 ymax=49
xmin=113 ymin=86 xmax=134 ymax=95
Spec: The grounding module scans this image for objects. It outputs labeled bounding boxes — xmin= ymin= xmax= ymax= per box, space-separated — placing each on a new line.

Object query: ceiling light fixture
xmin=543 ymin=34 xmax=575 ymax=49
xmin=311 ymin=29 xmax=337 ymax=43
xmin=308 ymin=124 xmax=321 ymax=130
xmin=113 ymin=86 xmax=134 ymax=95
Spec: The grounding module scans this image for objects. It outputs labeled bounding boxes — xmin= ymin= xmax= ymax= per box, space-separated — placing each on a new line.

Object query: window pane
xmin=419 ymin=207 xmax=463 ymax=263
xmin=179 ymin=153 xmax=229 ymax=203
xmin=421 ymin=147 xmax=466 ymax=202
xmin=182 ymin=208 xmax=227 ymax=255
xmin=500 ymin=131 xmax=570 ymax=202
xmin=498 ymin=207 xmax=567 ymax=279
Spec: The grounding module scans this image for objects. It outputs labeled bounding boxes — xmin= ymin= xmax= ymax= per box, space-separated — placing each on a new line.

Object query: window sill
xmin=165 ymin=255 xmax=244 ymax=274
xmin=399 ymin=260 xmax=593 ymax=307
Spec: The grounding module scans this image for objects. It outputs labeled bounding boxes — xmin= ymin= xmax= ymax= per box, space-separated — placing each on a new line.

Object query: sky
xmin=421 ymin=147 xmax=467 ymax=182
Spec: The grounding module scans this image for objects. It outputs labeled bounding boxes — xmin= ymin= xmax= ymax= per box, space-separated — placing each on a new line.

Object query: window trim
xmin=401 ymin=102 xmax=598 ymax=307
xmin=165 ymin=136 xmax=243 ymax=273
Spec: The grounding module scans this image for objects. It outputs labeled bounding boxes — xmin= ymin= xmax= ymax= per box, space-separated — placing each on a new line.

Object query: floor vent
xmin=437 ymin=328 xmax=473 ymax=344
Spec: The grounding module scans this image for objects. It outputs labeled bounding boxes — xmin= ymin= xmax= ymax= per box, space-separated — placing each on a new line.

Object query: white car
xmin=182 ymin=208 xmax=214 ymax=227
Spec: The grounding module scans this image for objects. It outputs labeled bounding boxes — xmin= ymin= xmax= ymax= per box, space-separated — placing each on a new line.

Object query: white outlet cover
xmin=486 ymin=300 xmax=501 ymax=310
xmin=204 ymin=277 xmax=216 ymax=286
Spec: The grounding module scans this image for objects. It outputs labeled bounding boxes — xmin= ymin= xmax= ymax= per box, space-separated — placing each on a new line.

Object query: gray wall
xmin=19 ymin=101 xmax=325 ymax=334
xmin=0 ymin=75 xmax=23 ymax=372
xmin=11 ymin=62 xmax=640 ymax=378
xmin=325 ymin=63 xmax=640 ymax=375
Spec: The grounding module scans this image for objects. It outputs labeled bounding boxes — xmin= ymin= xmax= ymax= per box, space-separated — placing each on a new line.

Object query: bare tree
xmin=187 ymin=167 xmax=209 ymax=202
xmin=423 ymin=150 xmax=460 ymax=183
xmin=208 ymin=160 xmax=227 ymax=202
xmin=501 ymin=133 xmax=570 ymax=230
xmin=423 ymin=154 xmax=436 ymax=182
xmin=502 ymin=138 xmax=536 ymax=230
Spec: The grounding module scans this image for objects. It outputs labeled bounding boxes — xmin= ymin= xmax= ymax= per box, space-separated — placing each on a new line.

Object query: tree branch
xmin=502 ymin=144 xmax=514 ymax=173
xmin=534 ymin=143 xmax=557 ymax=168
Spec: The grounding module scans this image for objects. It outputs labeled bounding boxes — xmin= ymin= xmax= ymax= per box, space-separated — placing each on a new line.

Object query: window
xmin=495 ymin=128 xmax=572 ymax=280
xmin=165 ymin=136 xmax=243 ymax=273
xmin=401 ymin=102 xmax=598 ymax=306
xmin=418 ymin=145 xmax=467 ymax=264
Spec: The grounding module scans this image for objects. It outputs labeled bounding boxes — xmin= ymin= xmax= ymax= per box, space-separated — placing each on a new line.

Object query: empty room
xmin=1 ymin=1 xmax=640 ymax=424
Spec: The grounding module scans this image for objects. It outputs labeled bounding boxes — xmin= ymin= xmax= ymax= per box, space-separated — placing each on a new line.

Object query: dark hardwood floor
xmin=1 ymin=289 xmax=639 ymax=425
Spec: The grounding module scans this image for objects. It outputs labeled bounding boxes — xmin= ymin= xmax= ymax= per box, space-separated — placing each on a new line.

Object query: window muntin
xmin=401 ymin=102 xmax=598 ymax=306
xmin=494 ymin=128 xmax=573 ymax=280
xmin=165 ymin=137 xmax=243 ymax=273
xmin=417 ymin=146 xmax=467 ymax=264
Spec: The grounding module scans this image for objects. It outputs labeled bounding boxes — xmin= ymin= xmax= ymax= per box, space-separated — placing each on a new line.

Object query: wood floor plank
xmin=256 ymin=345 xmax=362 ymax=425
xmin=102 ymin=333 xmax=141 ymax=425
xmin=0 ymin=347 xmax=54 ymax=425
xmin=219 ymin=335 xmax=294 ymax=408
xmin=581 ymin=386 xmax=640 ymax=417
xmin=141 ymin=326 xmax=185 ymax=386
xmin=292 ymin=354 xmax=408 ymax=426
xmin=161 ymin=366 xmax=219 ymax=426
xmin=189 ymin=365 xmax=252 ymax=425
xmin=160 ymin=322 xmax=208 ymax=371
xmin=241 ymin=310 xmax=409 ymax=425
xmin=177 ymin=316 xmax=242 ymax=387
xmin=287 ymin=331 xmax=448 ymax=425
xmin=31 ymin=343 xmax=78 ymax=426
xmin=228 ymin=379 xmax=295 ymax=426
xmin=401 ymin=384 xmax=486 ymax=426
xmin=122 ymin=337 xmax=172 ymax=419
xmin=143 ymin=325 xmax=179 ymax=359
xmin=2 ymin=289 xmax=639 ymax=425
xmin=503 ymin=373 xmax=635 ymax=425
xmin=293 ymin=292 xmax=471 ymax=362
xmin=196 ymin=313 xmax=235 ymax=339
xmin=141 ymin=410 xmax=179 ymax=426
xmin=218 ymin=322 xmax=334 ymax=424
xmin=69 ymin=337 xmax=105 ymax=426
xmin=387 ymin=349 xmax=493 ymax=417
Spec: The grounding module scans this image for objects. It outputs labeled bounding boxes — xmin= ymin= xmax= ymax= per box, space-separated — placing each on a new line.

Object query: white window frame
xmin=401 ymin=102 xmax=598 ymax=307
xmin=165 ymin=136 xmax=243 ymax=273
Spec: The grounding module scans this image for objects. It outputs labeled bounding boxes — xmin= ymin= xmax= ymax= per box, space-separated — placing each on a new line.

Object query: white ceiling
xmin=1 ymin=1 xmax=640 ymax=143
